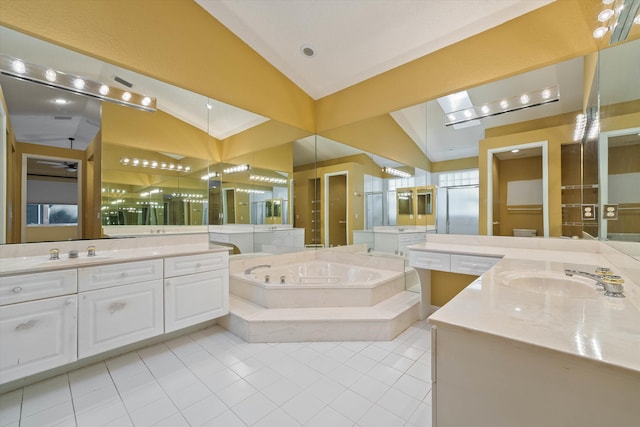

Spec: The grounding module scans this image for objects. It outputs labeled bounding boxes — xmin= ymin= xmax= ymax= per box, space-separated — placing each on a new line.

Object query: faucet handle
xmin=49 ymin=248 xmax=60 ymax=260
xmin=602 ymin=275 xmax=625 ymax=298
xmin=595 ymin=267 xmax=613 ymax=276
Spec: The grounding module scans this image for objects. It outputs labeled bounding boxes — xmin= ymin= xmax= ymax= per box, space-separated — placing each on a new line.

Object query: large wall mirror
xmin=2 ymin=23 xmax=639 ymax=262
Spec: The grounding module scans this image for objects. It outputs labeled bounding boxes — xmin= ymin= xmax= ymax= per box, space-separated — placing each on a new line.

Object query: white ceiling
xmin=196 ymin=0 xmax=554 ymax=100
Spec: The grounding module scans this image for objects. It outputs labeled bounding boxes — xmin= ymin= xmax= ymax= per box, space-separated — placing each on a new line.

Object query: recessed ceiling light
xmin=511 ymin=149 xmax=520 ymax=153
xmin=300 ymin=44 xmax=316 ymax=58
xmin=593 ymin=26 xmax=609 ymax=38
xmin=598 ymin=9 xmax=615 ymax=22
xmin=54 ymin=98 xmax=68 ymax=104
xmin=602 ymin=0 xmax=614 ymax=4
xmin=635 ymin=15 xmax=640 ymax=24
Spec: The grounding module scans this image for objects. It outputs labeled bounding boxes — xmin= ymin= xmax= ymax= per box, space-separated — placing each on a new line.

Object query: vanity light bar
xmin=223 ymin=164 xmax=250 ymax=174
xmin=0 ymin=54 xmax=157 ymax=112
xmin=382 ymin=166 xmax=411 ymax=178
xmin=573 ymin=108 xmax=600 ymax=143
xmin=444 ymin=86 xmax=560 ymax=127
xmin=249 ymin=174 xmax=287 ymax=185
xmin=120 ymin=157 xmax=191 ymax=172
xmin=201 ymin=172 xmax=220 ymax=181
xmin=236 ymin=188 xmax=265 ymax=194
xmin=171 ymin=193 xmax=204 ymax=198
xmin=593 ymin=0 xmax=640 ymax=43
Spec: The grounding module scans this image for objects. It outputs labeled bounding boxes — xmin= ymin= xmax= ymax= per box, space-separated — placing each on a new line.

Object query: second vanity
xmin=0 ymin=235 xmax=229 ymax=388
xmin=409 ymin=234 xmax=640 ymax=427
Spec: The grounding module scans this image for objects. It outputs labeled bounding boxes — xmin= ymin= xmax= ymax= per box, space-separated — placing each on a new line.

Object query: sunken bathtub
xmin=230 ymin=253 xmax=406 ymax=308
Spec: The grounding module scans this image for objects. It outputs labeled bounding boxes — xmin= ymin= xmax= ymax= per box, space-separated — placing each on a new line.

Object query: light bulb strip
xmin=0 ymin=54 xmax=156 ymax=112
xmin=120 ymin=157 xmax=190 ymax=172
xmin=382 ymin=166 xmax=411 ymax=178
xmin=223 ymin=164 xmax=250 ymax=174
xmin=249 ymin=174 xmax=287 ymax=185
xmin=444 ymin=86 xmax=560 ymax=127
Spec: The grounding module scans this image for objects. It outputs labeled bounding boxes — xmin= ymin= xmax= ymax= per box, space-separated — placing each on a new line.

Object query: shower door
xmin=365 ymin=192 xmax=383 ymax=229
xmin=446 ymin=186 xmax=479 ymax=235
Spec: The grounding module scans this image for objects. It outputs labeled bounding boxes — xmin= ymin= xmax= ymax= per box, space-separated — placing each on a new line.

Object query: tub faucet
xmin=564 ymin=269 xmax=625 ymax=298
xmin=244 ymin=264 xmax=271 ymax=274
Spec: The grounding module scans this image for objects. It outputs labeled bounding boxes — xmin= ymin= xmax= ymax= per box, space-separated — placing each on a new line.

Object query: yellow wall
xmin=479 ymin=124 xmax=569 ymax=236
xmin=431 ymin=271 xmax=478 ymax=307
xmin=26 ymin=225 xmax=78 ymax=243
xmin=431 ymin=157 xmax=478 ymax=173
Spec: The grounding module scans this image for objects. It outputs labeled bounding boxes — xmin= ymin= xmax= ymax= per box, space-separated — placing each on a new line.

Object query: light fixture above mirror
xmin=0 ymin=54 xmax=157 ymax=112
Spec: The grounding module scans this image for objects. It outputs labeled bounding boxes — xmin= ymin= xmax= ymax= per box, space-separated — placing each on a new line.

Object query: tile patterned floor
xmin=0 ymin=320 xmax=432 ymax=427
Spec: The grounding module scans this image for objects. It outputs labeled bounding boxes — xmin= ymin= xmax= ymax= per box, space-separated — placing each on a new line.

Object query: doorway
xmin=22 ymin=154 xmax=82 ymax=242
xmin=325 ymin=172 xmax=348 ymax=247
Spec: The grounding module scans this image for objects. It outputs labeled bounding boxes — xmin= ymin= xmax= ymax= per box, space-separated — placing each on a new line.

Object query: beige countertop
xmin=410 ymin=235 xmax=640 ymax=373
xmin=0 ymin=235 xmax=229 ymax=276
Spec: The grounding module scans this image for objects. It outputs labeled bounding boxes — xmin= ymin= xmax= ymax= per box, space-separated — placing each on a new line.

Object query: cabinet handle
xmin=12 ymin=286 xmax=22 ymax=293
xmin=108 ymin=301 xmax=127 ymax=313
xmin=121 ymin=272 xmax=128 ymax=277
xmin=196 ymin=262 xmax=202 ymax=268
xmin=15 ymin=319 xmax=37 ymax=331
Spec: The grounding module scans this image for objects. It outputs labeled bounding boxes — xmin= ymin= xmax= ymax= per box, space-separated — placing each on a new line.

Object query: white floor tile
xmin=2 ymin=320 xmax=433 ymax=427
xmin=358 ymin=403 xmax=406 ymax=427
xmin=231 ymin=392 xmax=278 ymax=425
xmin=244 ymin=366 xmax=283 ymax=391
xmin=20 ymin=399 xmax=75 ymax=427
xmin=261 ymin=377 xmax=303 ymax=406
xmin=306 ymin=376 xmax=346 ymax=404
xmin=181 ymin=394 xmax=227 ymax=426
xmin=251 ymin=408 xmax=300 ymax=427
xmin=201 ymin=409 xmax=246 ymax=426
xmin=306 ymin=405 xmax=354 ymax=427
xmin=281 ymin=390 xmax=326 ymax=424
xmin=21 ymin=375 xmax=71 ymax=418
xmin=129 ymin=396 xmax=179 ymax=427
xmin=406 ymin=401 xmax=433 ymax=427
xmin=376 ymin=387 xmax=421 ymax=420
xmin=349 ymin=374 xmax=390 ymax=402
xmin=329 ymin=389 xmax=374 ymax=422
xmin=216 ymin=378 xmax=258 ymax=407
xmin=392 ymin=373 xmax=430 ymax=401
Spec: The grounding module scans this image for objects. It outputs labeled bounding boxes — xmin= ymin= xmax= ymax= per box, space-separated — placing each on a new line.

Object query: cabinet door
xmin=0 ymin=295 xmax=77 ymax=384
xmin=409 ymin=250 xmax=451 ymax=272
xmin=78 ymin=280 xmax=163 ymax=358
xmin=450 ymin=254 xmax=501 ymax=276
xmin=164 ymin=270 xmax=229 ymax=333
xmin=78 ymin=259 xmax=163 ymax=292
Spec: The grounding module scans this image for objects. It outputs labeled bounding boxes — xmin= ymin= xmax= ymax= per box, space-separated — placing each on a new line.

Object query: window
xmin=26 ymin=204 xmax=78 ymax=225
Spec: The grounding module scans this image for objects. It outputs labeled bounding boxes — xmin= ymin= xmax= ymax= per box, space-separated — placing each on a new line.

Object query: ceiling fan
xmin=36 ymin=159 xmax=78 ymax=173
xmin=35 ymin=137 xmax=78 ymax=172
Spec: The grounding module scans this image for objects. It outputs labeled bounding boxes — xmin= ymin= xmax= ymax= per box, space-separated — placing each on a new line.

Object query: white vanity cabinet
xmin=409 ymin=251 xmax=500 ymax=274
xmin=0 ymin=270 xmax=78 ymax=384
xmin=77 ymin=260 xmax=164 ymax=358
xmin=164 ymin=252 xmax=229 ymax=333
xmin=374 ymin=232 xmax=427 ymax=256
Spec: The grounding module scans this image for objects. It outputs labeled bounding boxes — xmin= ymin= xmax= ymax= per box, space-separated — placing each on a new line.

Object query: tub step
xmin=218 ymin=291 xmax=421 ymax=342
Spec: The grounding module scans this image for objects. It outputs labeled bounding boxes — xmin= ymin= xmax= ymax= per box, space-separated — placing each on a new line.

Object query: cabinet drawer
xmin=164 ymin=269 xmax=229 ymax=333
xmin=78 ymin=280 xmax=163 ymax=358
xmin=78 ymin=259 xmax=163 ymax=292
xmin=164 ymin=252 xmax=228 ymax=278
xmin=409 ymin=251 xmax=451 ymax=272
xmin=0 ymin=295 xmax=77 ymax=384
xmin=0 ymin=269 xmax=77 ymax=305
xmin=450 ymin=254 xmax=500 ymax=276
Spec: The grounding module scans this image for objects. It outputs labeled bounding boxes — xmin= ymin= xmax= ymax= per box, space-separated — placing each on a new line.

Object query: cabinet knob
xmin=12 ymin=287 xmax=22 ymax=293
xmin=15 ymin=319 xmax=37 ymax=331
xmin=196 ymin=262 xmax=202 ymax=268
xmin=121 ymin=272 xmax=128 ymax=277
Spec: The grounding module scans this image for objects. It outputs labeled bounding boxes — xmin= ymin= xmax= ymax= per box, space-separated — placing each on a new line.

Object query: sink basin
xmin=499 ymin=271 xmax=599 ymax=298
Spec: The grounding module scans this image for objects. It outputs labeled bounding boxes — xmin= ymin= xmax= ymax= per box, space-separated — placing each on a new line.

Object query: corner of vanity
xmin=0 ymin=234 xmax=231 ymax=392
xmin=409 ymin=234 xmax=640 ymax=427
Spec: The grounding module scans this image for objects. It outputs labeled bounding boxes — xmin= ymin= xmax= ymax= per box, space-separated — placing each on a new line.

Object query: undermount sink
xmin=499 ymin=271 xmax=599 ymax=298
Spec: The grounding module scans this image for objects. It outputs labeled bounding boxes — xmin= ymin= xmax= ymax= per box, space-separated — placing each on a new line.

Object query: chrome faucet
xmin=244 ymin=264 xmax=271 ymax=274
xmin=565 ymin=268 xmax=625 ymax=298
